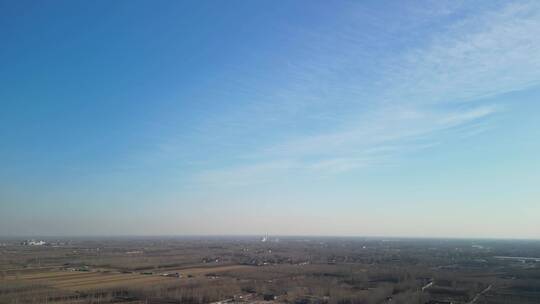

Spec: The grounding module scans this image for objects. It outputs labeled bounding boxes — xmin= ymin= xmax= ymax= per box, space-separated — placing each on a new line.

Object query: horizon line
xmin=2 ymin=234 xmax=539 ymax=242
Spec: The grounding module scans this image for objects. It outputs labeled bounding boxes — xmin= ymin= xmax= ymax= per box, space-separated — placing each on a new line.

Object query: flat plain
xmin=1 ymin=237 xmax=539 ymax=304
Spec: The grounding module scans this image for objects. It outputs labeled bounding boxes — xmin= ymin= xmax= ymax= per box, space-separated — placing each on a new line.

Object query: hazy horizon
xmin=1 ymin=0 xmax=539 ymax=239
xmin=2 ymin=234 xmax=540 ymax=242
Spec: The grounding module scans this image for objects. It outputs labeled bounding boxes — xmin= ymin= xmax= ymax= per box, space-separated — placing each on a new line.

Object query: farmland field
xmin=1 ymin=237 xmax=540 ymax=303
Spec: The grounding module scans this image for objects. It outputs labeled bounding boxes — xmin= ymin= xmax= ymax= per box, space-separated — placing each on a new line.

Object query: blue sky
xmin=1 ymin=0 xmax=539 ymax=238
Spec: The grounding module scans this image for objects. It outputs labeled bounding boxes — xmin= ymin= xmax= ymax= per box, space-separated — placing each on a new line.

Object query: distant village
xmin=20 ymin=239 xmax=47 ymax=246
xmin=19 ymin=239 xmax=69 ymax=246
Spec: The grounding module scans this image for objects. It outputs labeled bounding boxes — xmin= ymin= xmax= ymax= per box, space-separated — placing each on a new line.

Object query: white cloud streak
xmin=193 ymin=1 xmax=540 ymax=187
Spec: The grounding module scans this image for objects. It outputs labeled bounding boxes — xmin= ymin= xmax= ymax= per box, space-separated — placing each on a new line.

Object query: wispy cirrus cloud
xmin=191 ymin=1 xmax=540 ymax=187
xmin=383 ymin=2 xmax=540 ymax=105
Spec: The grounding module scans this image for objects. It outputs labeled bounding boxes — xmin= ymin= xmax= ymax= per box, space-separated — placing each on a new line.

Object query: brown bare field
xmin=164 ymin=264 xmax=252 ymax=276
xmin=4 ymin=271 xmax=166 ymax=291
xmin=2 ymin=264 xmax=254 ymax=293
